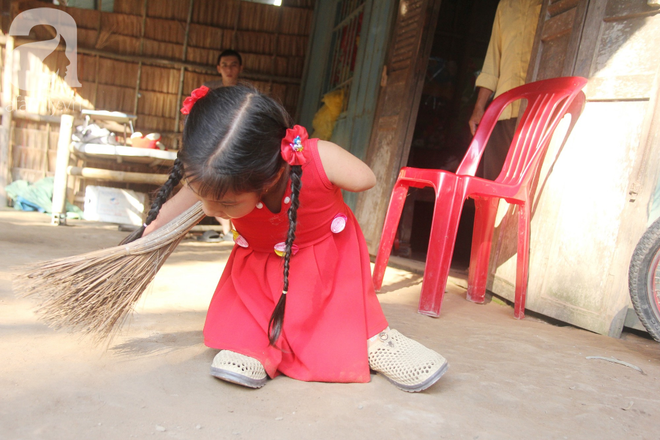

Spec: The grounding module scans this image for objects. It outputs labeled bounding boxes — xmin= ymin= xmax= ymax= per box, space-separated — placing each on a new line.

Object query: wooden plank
xmin=528 ymin=0 xmax=588 ymax=81
xmin=503 ymin=0 xmax=660 ymax=337
xmin=548 ymin=0 xmax=580 ymax=16
xmin=67 ymin=166 xmax=169 ymax=185
xmin=490 ymin=101 xmax=648 ymax=336
xmin=356 ymin=0 xmax=443 ymax=251
xmin=604 ymin=1 xmax=660 ymax=20
xmin=586 ymin=74 xmax=655 ymax=100
xmin=561 ymin=0 xmax=589 ymax=76
xmin=9 ymin=37 xmax=302 ymax=85
xmin=541 ymin=7 xmax=576 ymax=41
xmin=572 ymin=0 xmax=607 ymax=78
xmin=174 ymin=0 xmax=194 ymax=133
xmin=589 ymin=15 xmax=660 ymax=99
xmin=70 ymin=143 xmax=176 ymax=164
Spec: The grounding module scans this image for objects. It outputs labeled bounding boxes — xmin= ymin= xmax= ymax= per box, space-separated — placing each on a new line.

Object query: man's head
xmin=217 ymin=50 xmax=243 ymax=87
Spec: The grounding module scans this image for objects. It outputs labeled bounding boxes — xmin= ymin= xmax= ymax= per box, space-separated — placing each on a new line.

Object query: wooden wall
xmin=2 ymin=0 xmax=314 ymax=196
xmin=490 ymin=0 xmax=660 ymax=337
xmin=12 ymin=0 xmax=313 ymax=133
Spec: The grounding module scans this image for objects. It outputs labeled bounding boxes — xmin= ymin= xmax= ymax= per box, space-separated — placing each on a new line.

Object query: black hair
xmin=217 ymin=49 xmax=242 ymax=67
xmin=121 ymin=86 xmax=297 ymax=347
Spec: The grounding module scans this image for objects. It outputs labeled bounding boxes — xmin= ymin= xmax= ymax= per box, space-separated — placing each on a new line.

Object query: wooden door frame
xmin=356 ymin=0 xmax=444 ymax=253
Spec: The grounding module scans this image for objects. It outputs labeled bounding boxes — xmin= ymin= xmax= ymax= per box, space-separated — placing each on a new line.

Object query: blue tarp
xmin=5 ymin=177 xmax=83 ymax=218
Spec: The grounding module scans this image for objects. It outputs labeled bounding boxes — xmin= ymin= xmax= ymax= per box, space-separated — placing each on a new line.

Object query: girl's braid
xmin=268 ymin=164 xmax=303 ymax=345
xmin=119 ymin=156 xmax=185 ymax=245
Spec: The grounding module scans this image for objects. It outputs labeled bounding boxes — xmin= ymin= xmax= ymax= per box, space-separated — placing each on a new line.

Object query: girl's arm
xmin=143 ymin=185 xmax=200 ymax=235
xmin=317 ymin=140 xmax=376 ymax=192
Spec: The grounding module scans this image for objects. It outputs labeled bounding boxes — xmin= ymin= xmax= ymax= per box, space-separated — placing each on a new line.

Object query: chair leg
xmin=514 ymin=201 xmax=531 ymax=319
xmin=373 ymin=182 xmax=410 ymax=292
xmin=418 ymin=180 xmax=462 ymax=317
xmin=466 ymin=197 xmax=499 ymax=304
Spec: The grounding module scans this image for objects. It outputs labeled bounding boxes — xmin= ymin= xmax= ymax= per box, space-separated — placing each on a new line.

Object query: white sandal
xmin=211 ymin=350 xmax=268 ymax=388
xmin=368 ymin=329 xmax=448 ymax=392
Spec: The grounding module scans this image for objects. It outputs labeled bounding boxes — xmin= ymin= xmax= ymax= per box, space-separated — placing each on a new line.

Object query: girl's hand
xmin=143 ymin=185 xmax=200 ymax=235
xmin=317 ymin=140 xmax=376 ymax=192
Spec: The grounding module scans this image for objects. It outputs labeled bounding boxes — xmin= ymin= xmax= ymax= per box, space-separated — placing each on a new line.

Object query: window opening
xmin=323 ymin=0 xmax=365 ymax=112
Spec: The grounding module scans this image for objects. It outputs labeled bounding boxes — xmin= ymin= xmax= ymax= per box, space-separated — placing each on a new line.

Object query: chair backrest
xmin=456 ymin=77 xmax=588 ymax=188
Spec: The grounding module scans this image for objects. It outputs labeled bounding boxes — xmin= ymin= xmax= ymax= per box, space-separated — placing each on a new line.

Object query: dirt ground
xmin=1 ymin=208 xmax=659 ymax=440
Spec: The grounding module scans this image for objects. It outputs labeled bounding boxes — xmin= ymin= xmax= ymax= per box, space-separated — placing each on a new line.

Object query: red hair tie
xmin=281 ymin=125 xmax=309 ymax=166
xmin=180 ymin=85 xmax=210 ymax=115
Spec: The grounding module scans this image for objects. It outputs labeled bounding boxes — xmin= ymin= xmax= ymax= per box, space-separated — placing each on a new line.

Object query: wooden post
xmin=174 ymin=0 xmax=195 ymax=134
xmin=0 ymin=36 xmax=14 ymax=207
xmin=93 ymin=5 xmax=101 ymax=108
xmin=134 ymin=0 xmax=148 ymax=117
xmin=51 ymin=114 xmax=74 ymax=225
xmin=44 ymin=122 xmax=51 ymax=179
xmin=269 ymin=6 xmax=284 ymax=96
xmin=93 ymin=55 xmax=99 ymax=108
xmin=231 ymin=2 xmax=241 ymax=50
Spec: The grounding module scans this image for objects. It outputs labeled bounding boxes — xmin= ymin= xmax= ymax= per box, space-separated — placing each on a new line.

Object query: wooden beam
xmin=133 ymin=0 xmax=148 ymax=117
xmin=67 ymin=166 xmax=169 ymax=185
xmin=174 ymin=0 xmax=195 ymax=135
xmin=12 ymin=110 xmax=64 ymax=124
xmin=0 ymin=36 xmax=302 ymax=85
xmin=232 ymin=1 xmax=242 ymax=50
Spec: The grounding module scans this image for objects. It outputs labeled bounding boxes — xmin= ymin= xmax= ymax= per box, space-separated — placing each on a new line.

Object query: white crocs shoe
xmin=211 ymin=350 xmax=268 ymax=389
xmin=368 ymin=329 xmax=448 ymax=392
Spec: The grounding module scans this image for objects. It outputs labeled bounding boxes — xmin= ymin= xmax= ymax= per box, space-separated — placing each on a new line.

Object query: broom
xmin=14 ymin=201 xmax=205 ymax=342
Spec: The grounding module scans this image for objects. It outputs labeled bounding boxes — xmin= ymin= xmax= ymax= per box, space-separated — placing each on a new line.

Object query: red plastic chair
xmin=373 ymin=76 xmax=588 ymax=318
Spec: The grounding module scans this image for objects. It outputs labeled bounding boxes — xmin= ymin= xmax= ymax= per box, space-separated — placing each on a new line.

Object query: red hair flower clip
xmin=281 ymin=125 xmax=309 ymax=166
xmin=180 ymin=85 xmax=210 ymax=115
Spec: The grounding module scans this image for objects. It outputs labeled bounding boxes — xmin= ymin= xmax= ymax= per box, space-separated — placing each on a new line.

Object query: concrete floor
xmin=1 ymin=208 xmax=659 ymax=440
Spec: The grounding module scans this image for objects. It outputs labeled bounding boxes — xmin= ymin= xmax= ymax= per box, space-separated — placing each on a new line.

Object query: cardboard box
xmin=84 ymin=186 xmax=146 ymax=226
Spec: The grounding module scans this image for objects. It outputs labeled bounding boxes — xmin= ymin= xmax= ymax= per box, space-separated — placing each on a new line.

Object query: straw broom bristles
xmin=14 ymin=202 xmax=206 ymax=342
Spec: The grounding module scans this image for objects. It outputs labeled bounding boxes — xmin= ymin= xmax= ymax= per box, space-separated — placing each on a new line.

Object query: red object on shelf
xmin=131 ymin=132 xmax=161 ymax=149
xmin=372 ymin=76 xmax=588 ymax=319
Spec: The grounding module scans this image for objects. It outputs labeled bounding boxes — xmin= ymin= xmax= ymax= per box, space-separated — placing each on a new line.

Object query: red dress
xmin=203 ymin=139 xmax=388 ymax=383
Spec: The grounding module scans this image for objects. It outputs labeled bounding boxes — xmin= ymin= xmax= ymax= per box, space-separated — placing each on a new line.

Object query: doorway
xmin=393 ymin=0 xmax=499 ymax=270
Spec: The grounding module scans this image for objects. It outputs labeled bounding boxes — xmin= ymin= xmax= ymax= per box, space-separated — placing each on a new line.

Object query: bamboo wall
xmin=3 ymin=0 xmax=314 ymax=192
xmin=16 ymin=0 xmax=313 ymax=134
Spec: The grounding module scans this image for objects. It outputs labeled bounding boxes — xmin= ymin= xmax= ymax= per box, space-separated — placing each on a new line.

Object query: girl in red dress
xmin=136 ymin=85 xmax=447 ymax=392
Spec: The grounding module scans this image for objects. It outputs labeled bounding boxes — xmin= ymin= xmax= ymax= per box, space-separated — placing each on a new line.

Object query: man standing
xmin=468 ymin=0 xmax=542 ymax=180
xmin=204 ymin=49 xmax=245 ymax=89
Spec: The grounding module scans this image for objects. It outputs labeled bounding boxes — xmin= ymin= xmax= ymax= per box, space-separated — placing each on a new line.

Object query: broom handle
xmin=126 ymin=201 xmax=206 ymax=254
xmin=31 ymin=202 xmax=207 ymax=269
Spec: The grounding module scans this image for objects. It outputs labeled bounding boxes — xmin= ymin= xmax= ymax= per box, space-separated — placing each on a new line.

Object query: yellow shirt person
xmin=474 ymin=0 xmax=542 ymax=122
xmin=469 ymin=0 xmax=542 ymax=179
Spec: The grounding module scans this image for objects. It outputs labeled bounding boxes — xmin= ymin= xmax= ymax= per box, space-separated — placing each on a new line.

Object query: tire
xmin=629 ymin=216 xmax=660 ymax=342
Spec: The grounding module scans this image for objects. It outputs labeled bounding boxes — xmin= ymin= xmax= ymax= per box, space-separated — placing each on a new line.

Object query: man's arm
xmin=469 ymin=2 xmax=503 ymax=135
xmin=468 ymin=87 xmax=494 ymax=135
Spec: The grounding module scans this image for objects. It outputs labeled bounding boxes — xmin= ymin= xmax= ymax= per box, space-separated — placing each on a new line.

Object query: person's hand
xmin=469 ymin=87 xmax=494 ymax=136
xmin=469 ymin=105 xmax=485 ymax=135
